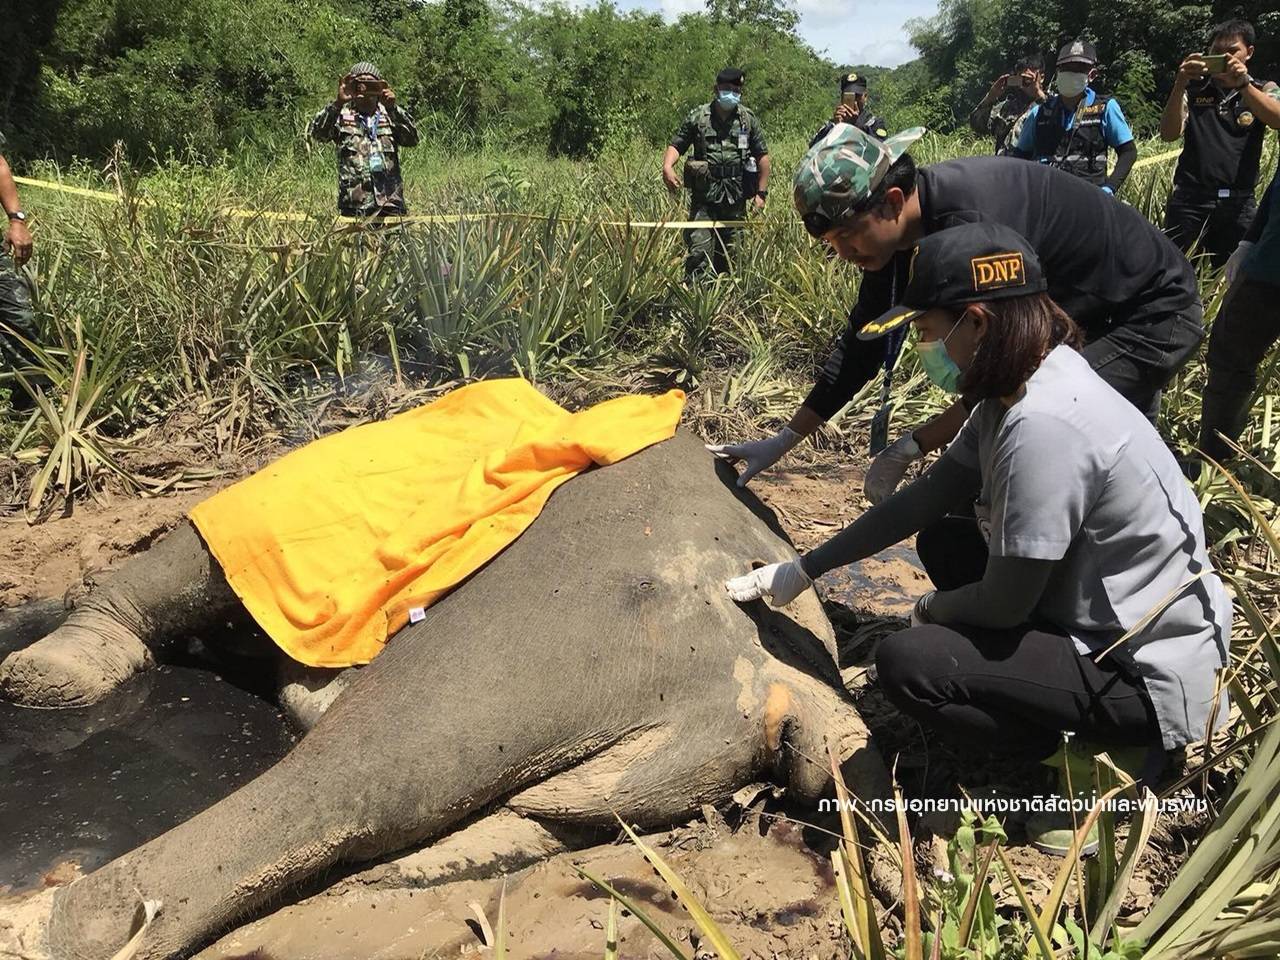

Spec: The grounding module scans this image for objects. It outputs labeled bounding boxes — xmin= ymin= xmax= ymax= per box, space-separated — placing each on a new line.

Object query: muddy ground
xmin=0 ymin=448 xmax=1206 ymax=958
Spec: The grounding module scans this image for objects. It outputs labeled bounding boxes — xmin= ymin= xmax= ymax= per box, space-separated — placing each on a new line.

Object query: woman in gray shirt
xmin=727 ymin=222 xmax=1232 ymax=856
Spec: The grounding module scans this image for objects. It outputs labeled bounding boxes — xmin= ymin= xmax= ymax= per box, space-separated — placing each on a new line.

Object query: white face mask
xmin=1056 ymin=71 xmax=1088 ymax=97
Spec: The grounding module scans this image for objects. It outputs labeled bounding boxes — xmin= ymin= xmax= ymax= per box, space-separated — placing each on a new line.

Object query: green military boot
xmin=1026 ymin=742 xmax=1151 ymax=857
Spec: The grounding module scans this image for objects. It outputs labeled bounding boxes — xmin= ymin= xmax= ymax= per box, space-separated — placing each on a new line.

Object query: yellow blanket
xmin=189 ymin=380 xmax=684 ymax=667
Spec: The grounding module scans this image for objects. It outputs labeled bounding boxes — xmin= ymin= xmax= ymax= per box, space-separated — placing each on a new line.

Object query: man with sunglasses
xmin=709 ymin=125 xmax=1202 ymax=503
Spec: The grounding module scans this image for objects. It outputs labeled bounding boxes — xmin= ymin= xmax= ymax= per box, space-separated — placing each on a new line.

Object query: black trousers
xmin=1201 ymin=276 xmax=1280 ymax=461
xmin=0 ymin=250 xmax=36 ymax=372
xmin=1079 ymin=307 xmax=1205 ymax=423
xmin=874 ymin=516 xmax=1162 ymax=761
xmin=1164 ymin=189 xmax=1258 ymax=269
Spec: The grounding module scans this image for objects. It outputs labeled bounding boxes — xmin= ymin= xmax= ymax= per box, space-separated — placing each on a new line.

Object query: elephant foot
xmin=0 ymin=617 xmax=154 ymax=708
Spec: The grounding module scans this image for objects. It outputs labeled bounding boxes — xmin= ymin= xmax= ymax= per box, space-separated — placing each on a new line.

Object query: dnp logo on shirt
xmin=971 ymin=252 xmax=1026 ymax=291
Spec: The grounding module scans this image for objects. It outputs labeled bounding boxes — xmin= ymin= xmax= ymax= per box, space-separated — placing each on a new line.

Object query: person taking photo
xmin=1161 ymin=20 xmax=1280 ymax=267
xmin=308 ymin=62 xmax=420 ymax=219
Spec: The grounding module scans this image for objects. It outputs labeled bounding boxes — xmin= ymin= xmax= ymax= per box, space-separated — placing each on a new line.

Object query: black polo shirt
xmin=804 ymin=156 xmax=1200 ymax=419
xmin=1173 ymin=78 xmax=1271 ymax=194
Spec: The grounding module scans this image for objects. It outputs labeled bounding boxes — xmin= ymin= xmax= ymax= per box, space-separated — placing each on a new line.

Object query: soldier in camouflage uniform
xmin=308 ymin=62 xmax=420 ymax=218
xmin=969 ymin=55 xmax=1046 ymax=155
xmin=662 ymin=68 xmax=771 ymax=280
xmin=0 ymin=129 xmax=35 ymax=376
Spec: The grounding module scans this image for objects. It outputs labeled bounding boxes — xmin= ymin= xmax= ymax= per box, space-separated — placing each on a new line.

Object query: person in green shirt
xmin=661 ymin=68 xmax=771 ymax=280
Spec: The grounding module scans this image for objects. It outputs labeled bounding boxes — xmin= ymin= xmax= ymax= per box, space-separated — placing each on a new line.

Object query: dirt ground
xmin=0 ymin=450 xmax=1206 ymax=958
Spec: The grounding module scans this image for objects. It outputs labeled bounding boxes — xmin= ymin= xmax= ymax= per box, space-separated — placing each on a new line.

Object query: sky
xmin=629 ymin=0 xmax=941 ymax=67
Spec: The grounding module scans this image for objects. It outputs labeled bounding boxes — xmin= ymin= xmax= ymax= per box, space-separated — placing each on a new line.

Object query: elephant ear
xmin=766 ymin=681 xmax=897 ymax=837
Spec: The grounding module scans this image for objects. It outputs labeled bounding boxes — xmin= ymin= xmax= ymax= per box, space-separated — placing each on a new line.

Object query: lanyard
xmin=869 ymin=269 xmax=904 ymax=455
xmin=879 ymin=270 xmax=905 ymax=405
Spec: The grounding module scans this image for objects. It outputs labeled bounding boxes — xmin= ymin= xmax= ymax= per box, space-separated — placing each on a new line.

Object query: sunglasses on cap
xmin=801 ymin=195 xmax=881 ymax=238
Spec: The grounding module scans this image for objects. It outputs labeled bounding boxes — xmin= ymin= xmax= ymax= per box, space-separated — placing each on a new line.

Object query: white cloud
xmin=616 ymin=0 xmax=936 ymax=68
xmin=846 ymin=37 xmax=919 ymax=67
xmin=657 ymin=0 xmax=704 ymax=13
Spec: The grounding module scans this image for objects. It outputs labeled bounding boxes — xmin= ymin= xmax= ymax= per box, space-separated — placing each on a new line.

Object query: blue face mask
xmin=715 ymin=90 xmax=742 ymax=108
xmin=915 ymin=314 xmax=967 ymax=393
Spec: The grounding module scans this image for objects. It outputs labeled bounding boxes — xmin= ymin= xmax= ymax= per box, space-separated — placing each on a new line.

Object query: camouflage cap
xmin=793 ymin=124 xmax=927 ymax=234
xmin=349 ymin=61 xmax=382 ymax=80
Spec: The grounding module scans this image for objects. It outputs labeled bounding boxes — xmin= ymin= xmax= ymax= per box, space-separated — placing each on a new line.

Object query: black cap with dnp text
xmin=840 ymin=72 xmax=868 ymax=93
xmin=857 ymin=222 xmax=1048 ymax=340
xmin=716 ymin=67 xmax=745 ymax=86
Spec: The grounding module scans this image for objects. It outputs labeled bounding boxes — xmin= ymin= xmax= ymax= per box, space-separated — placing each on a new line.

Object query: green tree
xmin=704 ymin=0 xmax=799 ymax=37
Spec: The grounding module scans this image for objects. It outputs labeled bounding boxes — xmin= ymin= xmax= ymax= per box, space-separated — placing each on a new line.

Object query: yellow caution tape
xmin=13 ymin=145 xmax=1189 ymax=229
xmin=12 ymin=175 xmax=132 ymax=203
xmin=13 ymin=177 xmax=755 ymax=228
xmin=1131 ymin=146 xmax=1183 ymax=171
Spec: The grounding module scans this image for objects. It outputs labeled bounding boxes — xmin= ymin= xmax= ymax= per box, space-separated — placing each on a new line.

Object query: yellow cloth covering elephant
xmin=190 ymin=380 xmax=684 ymax=667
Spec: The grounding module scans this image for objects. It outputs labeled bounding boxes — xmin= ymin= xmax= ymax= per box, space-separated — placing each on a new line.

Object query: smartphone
xmin=352 ymin=79 xmax=388 ymax=96
xmin=1200 ymin=53 xmax=1228 ymax=73
xmin=841 ymin=91 xmax=859 ymax=109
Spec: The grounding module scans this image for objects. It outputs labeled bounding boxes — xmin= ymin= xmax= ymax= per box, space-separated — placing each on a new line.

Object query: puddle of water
xmin=0 ymin=640 xmax=295 ymax=892
xmin=815 ymin=544 xmax=924 ymax=613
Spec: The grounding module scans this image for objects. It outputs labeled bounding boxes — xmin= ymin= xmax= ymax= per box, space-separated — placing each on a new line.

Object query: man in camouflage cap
xmin=662 ymin=67 xmax=771 ymax=280
xmin=710 ymin=123 xmax=1203 ymax=505
xmin=810 ymin=73 xmax=889 ymax=147
xmin=308 ymin=61 xmax=420 ymax=218
xmin=969 ymin=55 xmax=1046 ymax=155
xmin=0 ymin=129 xmax=35 ymax=378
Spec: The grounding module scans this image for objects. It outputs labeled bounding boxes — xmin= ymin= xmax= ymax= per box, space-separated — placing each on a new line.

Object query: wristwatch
xmin=6 ymin=211 xmax=25 ymax=221
xmin=756 ymin=190 xmax=768 ymax=200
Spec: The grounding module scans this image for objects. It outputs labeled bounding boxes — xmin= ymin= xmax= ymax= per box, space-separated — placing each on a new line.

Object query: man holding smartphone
xmin=1160 ymin=20 xmax=1280 ymax=267
xmin=969 ymin=56 xmax=1046 ymax=155
xmin=810 ymin=73 xmax=888 ymax=146
xmin=308 ymin=62 xmax=421 ymax=218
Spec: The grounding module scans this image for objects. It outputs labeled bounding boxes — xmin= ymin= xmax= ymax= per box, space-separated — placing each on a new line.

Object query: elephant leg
xmin=276 ymin=659 xmax=359 ymax=732
xmin=0 ymin=521 xmax=239 ymax=708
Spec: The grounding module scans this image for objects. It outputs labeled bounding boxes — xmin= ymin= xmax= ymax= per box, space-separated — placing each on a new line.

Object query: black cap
xmin=840 ymin=73 xmax=868 ymax=93
xmin=857 ymin=223 xmax=1048 ymax=340
xmin=1056 ymin=38 xmax=1098 ymax=66
xmin=716 ymin=67 xmax=745 ymax=86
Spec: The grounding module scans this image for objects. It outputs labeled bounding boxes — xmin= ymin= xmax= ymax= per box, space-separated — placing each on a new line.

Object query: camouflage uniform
xmin=969 ymin=94 xmax=1036 ymax=156
xmin=0 ymin=129 xmax=36 ymax=374
xmin=669 ymin=103 xmax=768 ymax=279
xmin=308 ymin=101 xmax=420 ymax=217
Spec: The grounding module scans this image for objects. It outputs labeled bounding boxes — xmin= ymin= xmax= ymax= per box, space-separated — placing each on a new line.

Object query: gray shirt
xmin=944 ymin=346 xmax=1232 ymax=750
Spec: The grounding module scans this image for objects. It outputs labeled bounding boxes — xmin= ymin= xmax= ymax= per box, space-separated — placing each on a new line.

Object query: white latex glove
xmin=910 ymin=591 xmax=935 ymax=627
xmin=864 ymin=433 xmax=923 ymax=505
xmin=725 ymin=559 xmax=813 ymax=607
xmin=706 ymin=426 xmax=803 ymax=488
xmin=1224 ymin=241 xmax=1254 ymax=285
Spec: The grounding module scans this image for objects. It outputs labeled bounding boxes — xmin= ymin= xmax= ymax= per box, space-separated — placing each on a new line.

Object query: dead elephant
xmin=0 ymin=431 xmax=895 ymax=959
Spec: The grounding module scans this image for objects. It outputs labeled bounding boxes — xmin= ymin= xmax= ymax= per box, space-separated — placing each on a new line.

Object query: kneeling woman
xmin=728 ymin=222 xmax=1231 ymax=855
